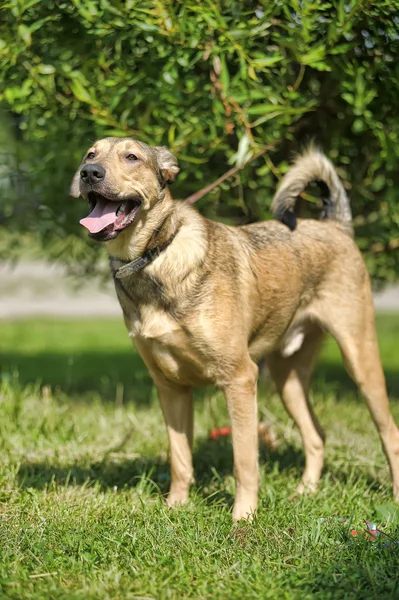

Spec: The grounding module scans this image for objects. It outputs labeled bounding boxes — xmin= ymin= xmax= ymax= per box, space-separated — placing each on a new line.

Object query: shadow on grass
xmin=16 ymin=435 xmax=304 ymax=501
xmin=16 ymin=433 xmax=384 ymax=506
xmin=314 ymin=363 xmax=399 ymax=398
xmin=5 ymin=332 xmax=399 ymax=499
xmin=1 ymin=350 xmax=154 ymax=404
xmin=2 ymin=343 xmax=398 ymax=402
xmin=17 ymin=455 xmax=172 ymax=495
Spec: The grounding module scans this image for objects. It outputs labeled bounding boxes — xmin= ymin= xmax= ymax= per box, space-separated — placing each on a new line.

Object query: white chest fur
xmin=127 ymin=306 xmax=180 ymax=342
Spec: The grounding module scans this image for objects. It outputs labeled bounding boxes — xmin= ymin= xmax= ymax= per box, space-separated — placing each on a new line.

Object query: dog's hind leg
xmin=319 ymin=288 xmax=399 ymax=500
xmin=157 ymin=382 xmax=194 ymax=507
xmin=223 ymin=357 xmax=259 ymax=521
xmin=267 ymin=326 xmax=326 ymax=494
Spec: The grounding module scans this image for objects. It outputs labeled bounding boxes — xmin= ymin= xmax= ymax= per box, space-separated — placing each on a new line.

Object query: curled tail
xmin=271 ymin=148 xmax=353 ymax=235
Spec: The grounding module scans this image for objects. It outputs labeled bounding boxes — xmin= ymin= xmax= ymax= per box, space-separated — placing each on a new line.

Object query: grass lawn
xmin=0 ymin=315 xmax=399 ymax=599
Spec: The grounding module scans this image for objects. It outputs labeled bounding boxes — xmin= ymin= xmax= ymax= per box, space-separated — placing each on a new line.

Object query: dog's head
xmin=70 ymin=137 xmax=179 ymax=241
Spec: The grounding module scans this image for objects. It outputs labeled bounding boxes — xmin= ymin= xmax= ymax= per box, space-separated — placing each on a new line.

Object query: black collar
xmin=115 ymin=230 xmax=178 ymax=279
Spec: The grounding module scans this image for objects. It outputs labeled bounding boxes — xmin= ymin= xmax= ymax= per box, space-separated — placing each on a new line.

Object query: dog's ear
xmin=155 ymin=146 xmax=180 ymax=184
xmin=70 ymin=167 xmax=81 ymax=198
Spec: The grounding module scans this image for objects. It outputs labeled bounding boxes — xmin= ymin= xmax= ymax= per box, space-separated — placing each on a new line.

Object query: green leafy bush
xmin=0 ymin=0 xmax=398 ymax=281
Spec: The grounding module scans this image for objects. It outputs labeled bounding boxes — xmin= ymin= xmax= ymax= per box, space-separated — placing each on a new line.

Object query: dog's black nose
xmin=80 ymin=164 xmax=105 ymax=185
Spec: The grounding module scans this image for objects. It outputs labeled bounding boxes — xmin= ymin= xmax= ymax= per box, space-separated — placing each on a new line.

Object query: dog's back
xmin=237 ymin=149 xmax=364 ymax=360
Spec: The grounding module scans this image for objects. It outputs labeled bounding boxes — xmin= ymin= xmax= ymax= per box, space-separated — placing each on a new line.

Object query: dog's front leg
xmin=223 ymin=359 xmax=259 ymax=521
xmin=157 ymin=382 xmax=194 ymax=507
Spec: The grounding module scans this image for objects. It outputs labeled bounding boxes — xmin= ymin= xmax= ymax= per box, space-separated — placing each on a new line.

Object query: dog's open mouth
xmin=80 ymin=192 xmax=142 ymax=238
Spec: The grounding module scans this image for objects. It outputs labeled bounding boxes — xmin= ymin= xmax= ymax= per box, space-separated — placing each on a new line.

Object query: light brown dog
xmin=71 ymin=138 xmax=399 ymax=520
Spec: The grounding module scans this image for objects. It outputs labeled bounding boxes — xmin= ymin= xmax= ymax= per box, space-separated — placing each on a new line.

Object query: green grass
xmin=1 ymin=315 xmax=399 ymax=599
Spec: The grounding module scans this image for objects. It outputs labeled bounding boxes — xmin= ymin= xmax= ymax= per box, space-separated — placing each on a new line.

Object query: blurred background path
xmin=0 ymin=261 xmax=120 ymax=319
xmin=1 ymin=260 xmax=397 ymax=319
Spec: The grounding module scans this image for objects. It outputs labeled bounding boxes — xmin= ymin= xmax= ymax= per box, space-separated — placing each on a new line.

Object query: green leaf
xmin=69 ymin=80 xmax=93 ymax=104
xmin=177 ymin=154 xmax=209 ymax=164
xmin=251 ymin=55 xmax=283 ymax=68
xmin=330 ymin=43 xmax=353 ymax=55
xmin=220 ymin=56 xmax=230 ymax=92
xmin=246 ymin=104 xmax=296 ymax=115
xmin=371 ymin=174 xmax=386 ymax=192
xmin=352 ymin=118 xmax=364 ymax=133
xmin=229 ymin=133 xmax=251 ymax=167
xmin=311 ymin=62 xmax=331 ymax=72
xmin=37 ymin=64 xmax=55 ymax=75
xmin=299 ymin=46 xmax=327 ymax=66
xmin=17 ymin=24 xmax=32 ymax=46
xmin=342 ymin=93 xmax=354 ymax=105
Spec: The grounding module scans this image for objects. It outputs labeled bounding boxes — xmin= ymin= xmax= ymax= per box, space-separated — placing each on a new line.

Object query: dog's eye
xmin=87 ymin=152 xmax=96 ymax=159
xmin=126 ymin=154 xmax=139 ymax=161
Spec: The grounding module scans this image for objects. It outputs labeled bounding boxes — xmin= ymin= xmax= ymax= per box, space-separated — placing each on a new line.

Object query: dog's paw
xmin=289 ymin=480 xmax=318 ymax=501
xmin=232 ymin=503 xmax=257 ymax=522
xmin=166 ymin=491 xmax=189 ymax=508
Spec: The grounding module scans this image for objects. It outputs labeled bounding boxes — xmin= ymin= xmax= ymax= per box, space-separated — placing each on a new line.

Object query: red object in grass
xmin=210 ymin=427 xmax=232 ymax=440
xmin=350 ymin=522 xmax=379 ymax=541
xmin=209 ymin=423 xmax=278 ymax=449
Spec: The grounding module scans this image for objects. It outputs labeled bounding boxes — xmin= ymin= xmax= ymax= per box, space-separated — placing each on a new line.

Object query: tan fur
xmin=272 ymin=147 xmax=353 ymax=235
xmin=72 ymin=139 xmax=399 ymax=521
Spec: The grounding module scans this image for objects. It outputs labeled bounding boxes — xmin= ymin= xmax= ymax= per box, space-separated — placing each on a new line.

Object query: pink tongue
xmin=80 ymin=198 xmax=119 ymax=234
